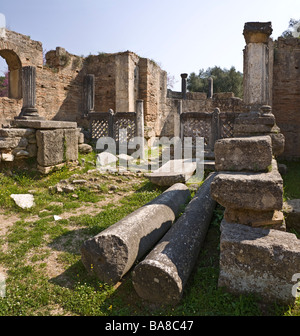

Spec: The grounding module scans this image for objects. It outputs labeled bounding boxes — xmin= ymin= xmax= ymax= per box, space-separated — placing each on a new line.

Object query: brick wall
xmin=272 ymin=37 xmax=300 ymax=159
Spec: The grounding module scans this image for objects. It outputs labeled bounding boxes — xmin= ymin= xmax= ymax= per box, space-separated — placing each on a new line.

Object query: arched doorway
xmin=0 ymin=49 xmax=22 ymax=99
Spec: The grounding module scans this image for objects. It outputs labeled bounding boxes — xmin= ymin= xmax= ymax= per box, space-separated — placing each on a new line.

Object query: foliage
xmin=187 ymin=66 xmax=243 ymax=98
xmin=281 ymin=19 xmax=300 ymax=38
xmin=0 ymin=71 xmax=9 ymax=97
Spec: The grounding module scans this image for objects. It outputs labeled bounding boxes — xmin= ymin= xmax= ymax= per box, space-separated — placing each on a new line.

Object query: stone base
xmin=211 ymin=159 xmax=283 ymax=211
xmin=219 ymin=220 xmax=300 ymax=305
xmin=224 ymin=208 xmax=286 ymax=231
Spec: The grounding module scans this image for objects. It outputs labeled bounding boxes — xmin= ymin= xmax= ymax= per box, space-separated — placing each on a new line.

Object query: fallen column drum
xmin=132 ymin=173 xmax=217 ymax=305
xmin=81 ymin=183 xmax=191 ymax=284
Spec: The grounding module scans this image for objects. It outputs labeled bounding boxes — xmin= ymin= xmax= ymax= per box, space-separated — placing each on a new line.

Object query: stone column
xmin=136 ymin=99 xmax=145 ymax=159
xmin=18 ymin=66 xmax=43 ymax=120
xmin=83 ymin=74 xmax=95 ymax=116
xmin=208 ymin=77 xmax=213 ymax=98
xmin=243 ymin=22 xmax=273 ymax=106
xmin=181 ymin=73 xmax=188 ymax=100
xmin=174 ymin=99 xmax=182 ymax=139
xmin=211 ymin=108 xmax=220 ymax=150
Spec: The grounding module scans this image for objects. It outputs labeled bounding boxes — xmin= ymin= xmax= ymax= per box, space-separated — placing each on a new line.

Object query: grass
xmin=0 ymin=156 xmax=298 ymax=316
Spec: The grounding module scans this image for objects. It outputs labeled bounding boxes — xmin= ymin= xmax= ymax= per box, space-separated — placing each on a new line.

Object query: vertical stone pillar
xmin=243 ymin=22 xmax=273 ymax=106
xmin=108 ymin=109 xmax=114 ymax=139
xmin=174 ymin=99 xmax=182 ymax=139
xmin=208 ymin=77 xmax=213 ymax=98
xmin=18 ymin=66 xmax=43 ymax=120
xmin=83 ymin=74 xmax=95 ymax=116
xmin=211 ymin=108 xmax=220 ymax=150
xmin=136 ymin=99 xmax=145 ymax=159
xmin=181 ymin=73 xmax=188 ymax=100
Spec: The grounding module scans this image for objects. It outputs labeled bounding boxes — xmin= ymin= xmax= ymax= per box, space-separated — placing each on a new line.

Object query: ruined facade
xmin=0 ymin=26 xmax=299 ymax=159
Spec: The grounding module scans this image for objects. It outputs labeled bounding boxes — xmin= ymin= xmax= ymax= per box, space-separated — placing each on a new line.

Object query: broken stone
xmin=72 ymin=179 xmax=87 ymax=184
xmin=218 ymin=220 xmax=300 ymax=305
xmin=145 ymin=159 xmax=197 ymax=186
xmin=214 ymin=136 xmax=272 ymax=172
xmin=78 ymin=143 xmax=93 ymax=154
xmin=96 ymin=152 xmax=118 ymax=167
xmin=132 ymin=172 xmax=217 ymax=305
xmin=2 ymin=153 xmax=14 ymax=161
xmin=62 ymin=185 xmax=75 ymax=193
xmin=13 ymin=150 xmax=30 ymax=158
xmin=81 ymin=183 xmax=191 ymax=284
xmin=10 ymin=194 xmax=35 ymax=209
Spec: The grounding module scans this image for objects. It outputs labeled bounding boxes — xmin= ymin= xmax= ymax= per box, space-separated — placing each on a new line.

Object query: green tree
xmin=187 ymin=66 xmax=243 ymax=98
xmin=281 ymin=19 xmax=300 ymax=38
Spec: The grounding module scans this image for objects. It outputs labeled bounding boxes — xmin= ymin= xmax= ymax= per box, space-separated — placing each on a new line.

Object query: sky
xmin=0 ymin=0 xmax=300 ymax=90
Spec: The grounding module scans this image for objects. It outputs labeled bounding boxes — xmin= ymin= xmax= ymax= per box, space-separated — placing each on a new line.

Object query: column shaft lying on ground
xmin=132 ymin=173 xmax=217 ymax=305
xmin=80 ymin=183 xmax=190 ymax=284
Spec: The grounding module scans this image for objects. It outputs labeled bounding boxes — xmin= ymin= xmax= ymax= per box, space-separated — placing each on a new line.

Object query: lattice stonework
xmin=91 ymin=119 xmax=109 ymax=140
xmin=220 ymin=115 xmax=235 ymax=139
xmin=183 ymin=118 xmax=211 ymax=148
xmin=114 ymin=117 xmax=136 ymax=143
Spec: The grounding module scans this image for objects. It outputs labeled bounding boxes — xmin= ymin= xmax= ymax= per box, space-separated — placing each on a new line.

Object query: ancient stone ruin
xmin=0 ymin=21 xmax=299 ymax=306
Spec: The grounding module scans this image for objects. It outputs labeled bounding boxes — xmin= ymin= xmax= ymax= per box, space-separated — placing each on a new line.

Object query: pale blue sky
xmin=1 ymin=0 xmax=300 ymax=90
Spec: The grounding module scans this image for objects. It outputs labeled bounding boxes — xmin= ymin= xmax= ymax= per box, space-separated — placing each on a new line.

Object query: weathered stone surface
xmin=211 ymin=159 xmax=283 ymax=211
xmin=214 ymin=136 xmax=272 ymax=172
xmin=283 ymin=199 xmax=300 ymax=231
xmin=1 ymin=153 xmax=14 ymax=161
xmin=10 ymin=194 xmax=35 ymax=209
xmin=132 ymin=173 xmax=217 ymax=305
xmin=145 ymin=159 xmax=197 ymax=186
xmin=0 ymin=128 xmax=35 ymax=137
xmin=0 ymin=137 xmax=23 ymax=149
xmin=78 ymin=143 xmax=93 ymax=154
xmin=224 ymin=208 xmax=285 ymax=231
xmin=13 ymin=120 xmax=77 ymax=129
xmin=63 ymin=128 xmax=78 ymax=162
xmin=81 ymin=183 xmax=191 ymax=284
xmin=218 ymin=220 xmax=300 ymax=305
xmin=96 ymin=152 xmax=118 ymax=167
xmin=36 ymin=129 xmax=64 ymax=167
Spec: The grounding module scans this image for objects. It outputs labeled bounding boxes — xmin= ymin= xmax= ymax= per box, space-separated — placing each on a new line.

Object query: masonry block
xmin=36 ymin=129 xmax=64 ymax=167
xmin=214 ymin=136 xmax=273 ymax=172
xmin=211 ymin=159 xmax=283 ymax=211
xmin=219 ymin=220 xmax=300 ymax=305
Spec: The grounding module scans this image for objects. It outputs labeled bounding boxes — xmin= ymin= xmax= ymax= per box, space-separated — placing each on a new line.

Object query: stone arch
xmin=0 ymin=48 xmax=22 ymax=99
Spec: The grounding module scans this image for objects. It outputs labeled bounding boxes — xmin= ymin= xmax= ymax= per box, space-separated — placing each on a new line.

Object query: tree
xmin=281 ymin=19 xmax=300 ymax=38
xmin=0 ymin=71 xmax=9 ymax=97
xmin=187 ymin=66 xmax=243 ymax=98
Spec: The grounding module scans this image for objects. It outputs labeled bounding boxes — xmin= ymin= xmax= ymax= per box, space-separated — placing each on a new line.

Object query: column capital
xmin=243 ymin=22 xmax=273 ymax=44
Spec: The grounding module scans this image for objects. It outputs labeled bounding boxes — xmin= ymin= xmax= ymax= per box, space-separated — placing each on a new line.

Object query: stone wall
xmin=272 ymin=37 xmax=300 ymax=159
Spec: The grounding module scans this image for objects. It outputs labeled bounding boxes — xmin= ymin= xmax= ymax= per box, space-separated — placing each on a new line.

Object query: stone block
xmin=0 ymin=128 xmax=35 ymax=138
xmin=145 ymin=159 xmax=197 ymax=186
xmin=218 ymin=220 xmax=300 ymax=305
xmin=224 ymin=208 xmax=285 ymax=231
xmin=13 ymin=119 xmax=77 ymax=129
xmin=1 ymin=153 xmax=14 ymax=161
xmin=64 ymin=128 xmax=78 ymax=162
xmin=78 ymin=143 xmax=93 ymax=154
xmin=36 ymin=129 xmax=64 ymax=167
xmin=214 ymin=136 xmax=272 ymax=172
xmin=211 ymin=159 xmax=283 ymax=211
